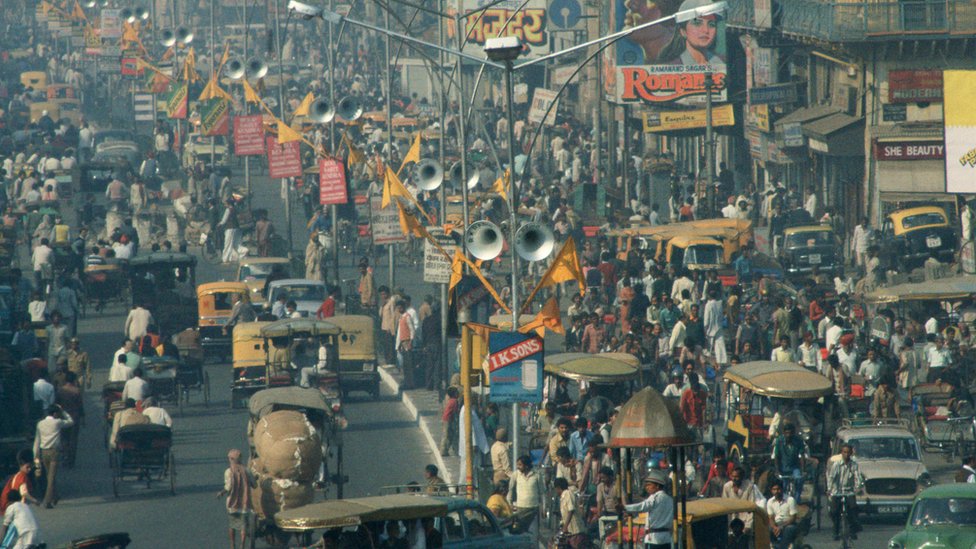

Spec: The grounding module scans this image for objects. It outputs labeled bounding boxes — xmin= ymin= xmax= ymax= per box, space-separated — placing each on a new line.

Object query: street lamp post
xmin=704 ymin=71 xmax=715 ymax=216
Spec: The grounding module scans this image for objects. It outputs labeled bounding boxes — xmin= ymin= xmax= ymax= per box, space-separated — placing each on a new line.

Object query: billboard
xmin=488 ymin=332 xmax=544 ymax=404
xmin=454 ymin=0 xmax=550 ymax=59
xmin=609 ymin=0 xmax=727 ymax=106
xmin=943 ymin=70 xmax=976 ymax=193
xmin=318 ymin=158 xmax=349 ymax=205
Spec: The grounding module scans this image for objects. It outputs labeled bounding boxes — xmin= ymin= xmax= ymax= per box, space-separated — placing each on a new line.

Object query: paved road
xmin=25 ymin=170 xmax=440 ymax=547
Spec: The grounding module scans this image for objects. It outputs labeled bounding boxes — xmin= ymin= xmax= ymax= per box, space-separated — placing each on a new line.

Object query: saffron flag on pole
xmin=397 ymin=132 xmax=422 ymax=176
xmin=491 ymin=169 xmax=510 ymax=203
xmin=517 ymin=297 xmax=564 ymax=337
xmin=521 ymin=236 xmax=585 ymax=313
xmin=293 ymin=92 xmax=314 ymax=118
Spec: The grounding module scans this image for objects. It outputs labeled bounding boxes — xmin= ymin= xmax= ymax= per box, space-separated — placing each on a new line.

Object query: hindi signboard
xmin=528 ymin=88 xmax=559 ymax=126
xmin=457 ymin=0 xmax=550 ymax=60
xmin=318 ymin=158 xmax=349 ymax=205
xmin=488 ymin=332 xmax=544 ymax=404
xmin=423 ymin=228 xmax=459 ymax=284
xmin=889 ymin=70 xmax=943 ymax=104
xmin=233 ymin=115 xmax=265 ymax=156
xmin=266 ymin=137 xmax=302 ymax=179
xmin=370 ymin=196 xmax=408 ymax=245
xmin=101 ymin=9 xmax=122 ymax=38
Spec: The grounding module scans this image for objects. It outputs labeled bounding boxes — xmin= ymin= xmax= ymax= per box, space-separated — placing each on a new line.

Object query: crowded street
xmin=4 ymin=0 xmax=976 ymax=548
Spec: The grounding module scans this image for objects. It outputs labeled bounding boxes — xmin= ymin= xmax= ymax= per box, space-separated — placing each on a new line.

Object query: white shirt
xmin=836 ymin=347 xmax=857 ymax=376
xmin=927 ymin=345 xmax=951 ymax=369
xmin=33 ymin=379 xmax=55 ymax=410
xmin=113 ymin=241 xmax=133 ymax=259
xmin=671 ymin=277 xmax=694 ymax=302
xmin=925 ymin=317 xmax=938 ymax=335
xmin=109 ymin=362 xmax=134 ymax=382
xmin=122 ymin=376 xmax=150 ymax=401
xmin=3 ymin=501 xmax=39 ymax=545
xmin=143 ymin=406 xmax=173 ymax=427
xmin=624 ymin=489 xmax=674 ymax=544
xmin=31 ymin=244 xmax=53 ymax=271
xmin=722 ymin=204 xmax=737 ymax=218
xmin=797 ymin=342 xmax=822 ymax=372
xmin=825 ymin=324 xmax=843 ymax=351
xmin=33 ymin=412 xmax=74 ymax=455
xmin=852 ymin=224 xmax=871 ymax=253
xmin=766 ymin=495 xmax=797 ymax=526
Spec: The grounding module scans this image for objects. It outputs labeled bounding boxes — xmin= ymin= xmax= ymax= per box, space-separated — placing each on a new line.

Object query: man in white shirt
xmin=1 ymin=491 xmax=40 ymax=547
xmin=766 ymin=479 xmax=798 ymax=549
xmin=404 ymin=295 xmax=421 ymax=346
xmin=124 ymin=304 xmax=154 ymax=342
xmin=797 ymin=332 xmax=823 ymax=373
xmin=33 ymin=370 xmax=55 ymax=411
xmin=109 ymin=353 xmax=134 ymax=383
xmin=121 ymin=368 xmax=150 ymax=403
xmin=721 ymin=196 xmax=737 ymax=219
xmin=857 ymin=349 xmax=884 ymax=389
xmin=31 ymin=238 xmax=53 ymax=289
xmin=141 ymin=397 xmax=173 ymax=427
xmin=671 ymin=273 xmax=694 ymax=303
xmin=836 ymin=342 xmax=858 ymax=377
xmin=925 ymin=335 xmax=951 ymax=382
xmin=924 ymin=315 xmax=939 ymax=335
xmin=618 ymin=470 xmax=673 ymax=548
xmin=507 ymin=455 xmax=545 ymax=540
xmin=825 ymin=318 xmax=844 ymax=353
xmin=851 ymin=217 xmax=872 ymax=269
xmin=33 ymin=404 xmax=74 ymax=508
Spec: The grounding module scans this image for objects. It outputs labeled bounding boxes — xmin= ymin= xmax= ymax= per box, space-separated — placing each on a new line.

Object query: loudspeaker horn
xmin=175 ymin=26 xmax=193 ymax=44
xmin=465 ymin=220 xmax=504 ymax=261
xmin=515 ymin=223 xmax=555 ymax=262
xmin=134 ymin=6 xmax=148 ymax=20
xmin=159 ymin=28 xmax=176 ymax=48
xmin=415 ymin=159 xmax=444 ymax=191
xmin=83 ymin=0 xmax=97 ymax=8
xmin=448 ymin=162 xmax=463 ymax=183
xmin=224 ymin=57 xmax=245 ymax=80
xmin=466 ymin=171 xmax=480 ymax=191
xmin=121 ymin=7 xmax=134 ymax=22
xmin=246 ymin=56 xmax=268 ymax=79
xmin=308 ymin=98 xmax=335 ymax=123
xmin=336 ymin=95 xmax=363 ymax=122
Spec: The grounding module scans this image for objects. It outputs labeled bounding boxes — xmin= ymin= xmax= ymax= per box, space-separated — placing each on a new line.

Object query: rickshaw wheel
xmin=169 ymin=452 xmax=176 ymax=495
xmin=204 ymin=372 xmax=211 ymax=407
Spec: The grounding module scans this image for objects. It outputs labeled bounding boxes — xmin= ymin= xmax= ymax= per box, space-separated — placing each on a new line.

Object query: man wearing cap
xmin=617 ymin=469 xmax=673 ymax=548
xmin=66 ymin=338 xmax=91 ymax=389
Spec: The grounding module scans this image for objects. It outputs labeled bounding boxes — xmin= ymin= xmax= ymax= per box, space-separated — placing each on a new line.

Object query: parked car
xmin=265 ymin=279 xmax=326 ymax=317
xmin=778 ymin=224 xmax=842 ymax=278
xmin=182 ymin=133 xmax=228 ymax=168
xmin=91 ymin=141 xmax=141 ymax=169
xmin=832 ymin=419 xmax=931 ymax=517
xmin=877 ymin=206 xmax=958 ymax=270
xmin=889 ymin=483 xmax=976 ymax=549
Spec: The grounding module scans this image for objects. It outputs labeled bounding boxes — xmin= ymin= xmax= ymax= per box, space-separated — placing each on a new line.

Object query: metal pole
xmin=504 ymin=61 xmax=520 ymax=470
xmin=150 ymin=0 xmax=158 ymax=125
xmin=623 ymin=104 xmax=630 ymax=208
xmin=243 ymin=0 xmax=251 ymax=207
xmin=454 ymin=6 xmax=470 ymax=238
xmin=328 ymin=0 xmax=339 ymax=283
xmin=704 ymin=71 xmax=714 ymax=217
xmin=461 ymin=324 xmax=474 ymax=498
xmin=385 ymin=3 xmax=396 ymax=290
xmin=210 ymin=0 xmax=216 ymax=174
xmin=274 ymin=0 xmax=293 ymax=257
xmin=438 ymin=0 xmax=448 ymax=395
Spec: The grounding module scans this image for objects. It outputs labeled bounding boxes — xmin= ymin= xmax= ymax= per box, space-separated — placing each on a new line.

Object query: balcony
xmin=727 ymin=0 xmax=976 ymax=42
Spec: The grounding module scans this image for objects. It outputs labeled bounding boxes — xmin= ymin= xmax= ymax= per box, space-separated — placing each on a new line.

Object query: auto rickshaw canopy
xmin=259 ymin=318 xmax=341 ymax=338
xmin=544 ymin=353 xmax=640 ymax=383
xmin=724 ymin=361 xmax=832 ymax=399
xmin=248 ymin=387 xmax=330 ymax=419
xmin=863 ymin=274 xmax=976 ymax=304
xmin=275 ymin=494 xmax=449 ymax=531
xmin=128 ymin=252 xmax=198 ymax=269
xmin=196 ymin=281 xmax=249 ymax=297
xmin=329 ymin=315 xmax=376 ymax=362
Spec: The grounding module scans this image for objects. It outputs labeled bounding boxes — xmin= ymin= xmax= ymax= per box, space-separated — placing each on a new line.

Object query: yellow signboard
xmin=751 ymin=104 xmax=770 ymax=132
xmin=642 ymin=103 xmax=735 ymax=133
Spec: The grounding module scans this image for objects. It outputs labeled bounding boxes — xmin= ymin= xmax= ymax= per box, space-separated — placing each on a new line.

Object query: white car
xmin=831 ymin=419 xmax=932 ymax=516
xmin=266 ymin=279 xmax=326 ymax=318
xmin=182 ymin=133 xmax=228 ymax=168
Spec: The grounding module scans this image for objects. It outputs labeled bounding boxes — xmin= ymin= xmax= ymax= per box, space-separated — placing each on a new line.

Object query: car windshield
xmin=850 ymin=437 xmax=920 ymax=460
xmin=911 ymin=497 xmax=976 ymax=527
xmin=685 ymin=245 xmax=723 ymax=266
xmin=274 ymin=284 xmax=324 ymax=302
xmin=239 ymin=263 xmax=276 ymax=280
xmin=192 ymin=135 xmax=226 ymax=146
xmin=902 ymin=212 xmax=946 ymax=229
xmin=786 ymin=231 xmax=832 ymax=247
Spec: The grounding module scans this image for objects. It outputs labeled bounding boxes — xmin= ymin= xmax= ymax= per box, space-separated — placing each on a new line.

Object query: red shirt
xmin=316 ymin=297 xmax=336 ymax=319
xmin=680 ymin=387 xmax=707 ymax=427
xmin=442 ymin=397 xmax=459 ymax=422
xmin=0 ymin=471 xmax=30 ymax=512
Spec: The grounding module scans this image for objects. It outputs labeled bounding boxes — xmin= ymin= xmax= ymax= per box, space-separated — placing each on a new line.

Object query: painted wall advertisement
xmin=943 ymin=70 xmax=976 ymax=193
xmin=453 ymin=0 xmax=550 ymax=59
xmin=609 ymin=0 xmax=727 ymax=105
xmin=488 ymin=332 xmax=544 ymax=404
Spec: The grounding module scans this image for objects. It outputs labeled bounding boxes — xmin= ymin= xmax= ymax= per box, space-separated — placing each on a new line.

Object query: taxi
xmin=877 ymin=206 xmax=957 ymax=270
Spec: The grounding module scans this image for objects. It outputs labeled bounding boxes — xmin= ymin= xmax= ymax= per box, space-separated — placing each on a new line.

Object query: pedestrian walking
xmin=124 ymin=303 xmax=154 ymax=343
xmin=218 ymin=198 xmax=242 ymax=264
xmin=33 ymin=404 xmax=74 ymax=508
xmin=217 ymin=449 xmax=255 ymax=549
xmin=54 ymin=372 xmax=83 ymax=468
xmin=439 ymin=386 xmax=459 ymax=457
xmin=508 ymin=455 xmax=544 ymax=540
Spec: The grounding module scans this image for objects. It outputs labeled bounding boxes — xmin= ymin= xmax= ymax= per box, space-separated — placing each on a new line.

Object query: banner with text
xmin=165 ymin=82 xmax=187 ymax=119
xmin=452 ymin=0 xmax=550 ymax=59
xmin=199 ymin=98 xmax=230 ymax=136
xmin=318 ymin=158 xmax=349 ymax=205
xmin=424 ymin=228 xmax=459 ymax=284
xmin=528 ymin=88 xmax=559 ymax=126
xmin=266 ymin=137 xmax=302 ymax=179
xmin=233 ymin=115 xmax=265 ymax=155
xmin=370 ymin=196 xmax=408 ymax=245
xmin=944 ymin=70 xmax=976 ymax=193
xmin=488 ymin=332 xmax=543 ymax=404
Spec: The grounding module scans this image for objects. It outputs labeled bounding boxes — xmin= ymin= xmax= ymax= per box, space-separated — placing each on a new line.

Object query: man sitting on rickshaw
xmin=772 ymin=423 xmax=807 ymax=502
xmin=268 ymin=336 xmax=291 ymax=378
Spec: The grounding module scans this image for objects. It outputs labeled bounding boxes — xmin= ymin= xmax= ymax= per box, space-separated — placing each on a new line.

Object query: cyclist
xmin=772 ymin=422 xmax=807 ymax=501
xmin=827 ymin=443 xmax=862 ymax=541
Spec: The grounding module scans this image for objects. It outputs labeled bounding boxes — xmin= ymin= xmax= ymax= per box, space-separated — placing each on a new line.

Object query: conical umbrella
xmin=608 ymin=386 xmax=695 ymax=448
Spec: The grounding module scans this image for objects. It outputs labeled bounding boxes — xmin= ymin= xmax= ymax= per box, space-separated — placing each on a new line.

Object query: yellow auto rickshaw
xmin=259 ymin=319 xmax=343 ymax=410
xmin=606 ymin=497 xmax=771 ymax=549
xmin=197 ymin=281 xmax=250 ymax=361
xmin=329 ymin=314 xmax=380 ymax=400
xmin=664 ymin=234 xmax=728 ymax=271
xmin=29 ymin=101 xmax=59 ymax=124
xmin=20 ymin=71 xmax=46 ymax=90
xmin=230 ymin=321 xmax=273 ymax=409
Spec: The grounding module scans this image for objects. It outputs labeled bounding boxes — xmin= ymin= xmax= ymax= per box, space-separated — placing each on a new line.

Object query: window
xmin=440 ymin=511 xmax=465 ymax=542
xmin=463 ymin=508 xmax=498 ymax=539
xmin=213 ymin=292 xmax=234 ymax=311
xmin=901 ymin=212 xmax=946 ymax=230
xmin=786 ymin=231 xmax=832 ymax=247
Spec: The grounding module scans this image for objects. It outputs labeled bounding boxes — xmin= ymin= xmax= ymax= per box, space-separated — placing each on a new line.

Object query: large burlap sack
xmin=253 ymin=410 xmax=322 ymax=482
xmin=252 ymin=474 xmax=314 ymax=518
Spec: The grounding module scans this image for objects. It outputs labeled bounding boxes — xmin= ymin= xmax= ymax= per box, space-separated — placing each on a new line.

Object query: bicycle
xmin=831 ymin=491 xmax=858 ymax=549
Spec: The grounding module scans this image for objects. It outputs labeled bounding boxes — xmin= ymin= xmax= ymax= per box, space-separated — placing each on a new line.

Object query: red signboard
xmin=319 ymin=158 xmax=349 ymax=205
xmin=888 ymin=70 xmax=943 ymax=103
xmin=487 ymin=337 xmax=544 ymax=372
xmin=234 ymin=115 xmax=265 ymax=156
xmin=872 ymin=140 xmax=944 ymax=161
xmin=266 ymin=137 xmax=302 ymax=179
xmin=120 ymin=57 xmax=143 ymax=76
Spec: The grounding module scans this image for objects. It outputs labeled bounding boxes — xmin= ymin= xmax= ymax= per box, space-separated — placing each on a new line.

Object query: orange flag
xmin=518 ymin=297 xmax=564 ymax=337
xmin=491 ymin=169 xmax=510 ymax=203
xmin=521 ymin=236 xmax=586 ymax=313
xmin=397 ymin=132 xmax=421 ymax=176
xmin=292 ymin=92 xmax=315 ymax=118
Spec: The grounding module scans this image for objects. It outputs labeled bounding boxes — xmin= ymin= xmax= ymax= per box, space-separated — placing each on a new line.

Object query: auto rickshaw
xmin=329 ymin=314 xmax=380 ymax=399
xmin=231 ymin=321 xmax=275 ymax=409
xmin=663 ymin=234 xmax=728 ymax=272
xmin=20 ymin=71 xmax=46 ymax=90
xmin=128 ymin=252 xmax=197 ymax=337
xmin=259 ymin=318 xmax=343 ymax=409
xmin=235 ymin=256 xmax=292 ymax=305
xmin=605 ymin=497 xmax=773 ymax=549
xmin=196 ymin=281 xmax=249 ymax=361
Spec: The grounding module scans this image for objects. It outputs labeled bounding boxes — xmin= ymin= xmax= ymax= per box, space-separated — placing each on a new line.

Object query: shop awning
xmin=775 ymin=105 xmax=841 ymax=127
xmin=802 ymin=113 xmax=864 ymax=156
xmin=872 ymin=122 xmax=943 ymax=141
